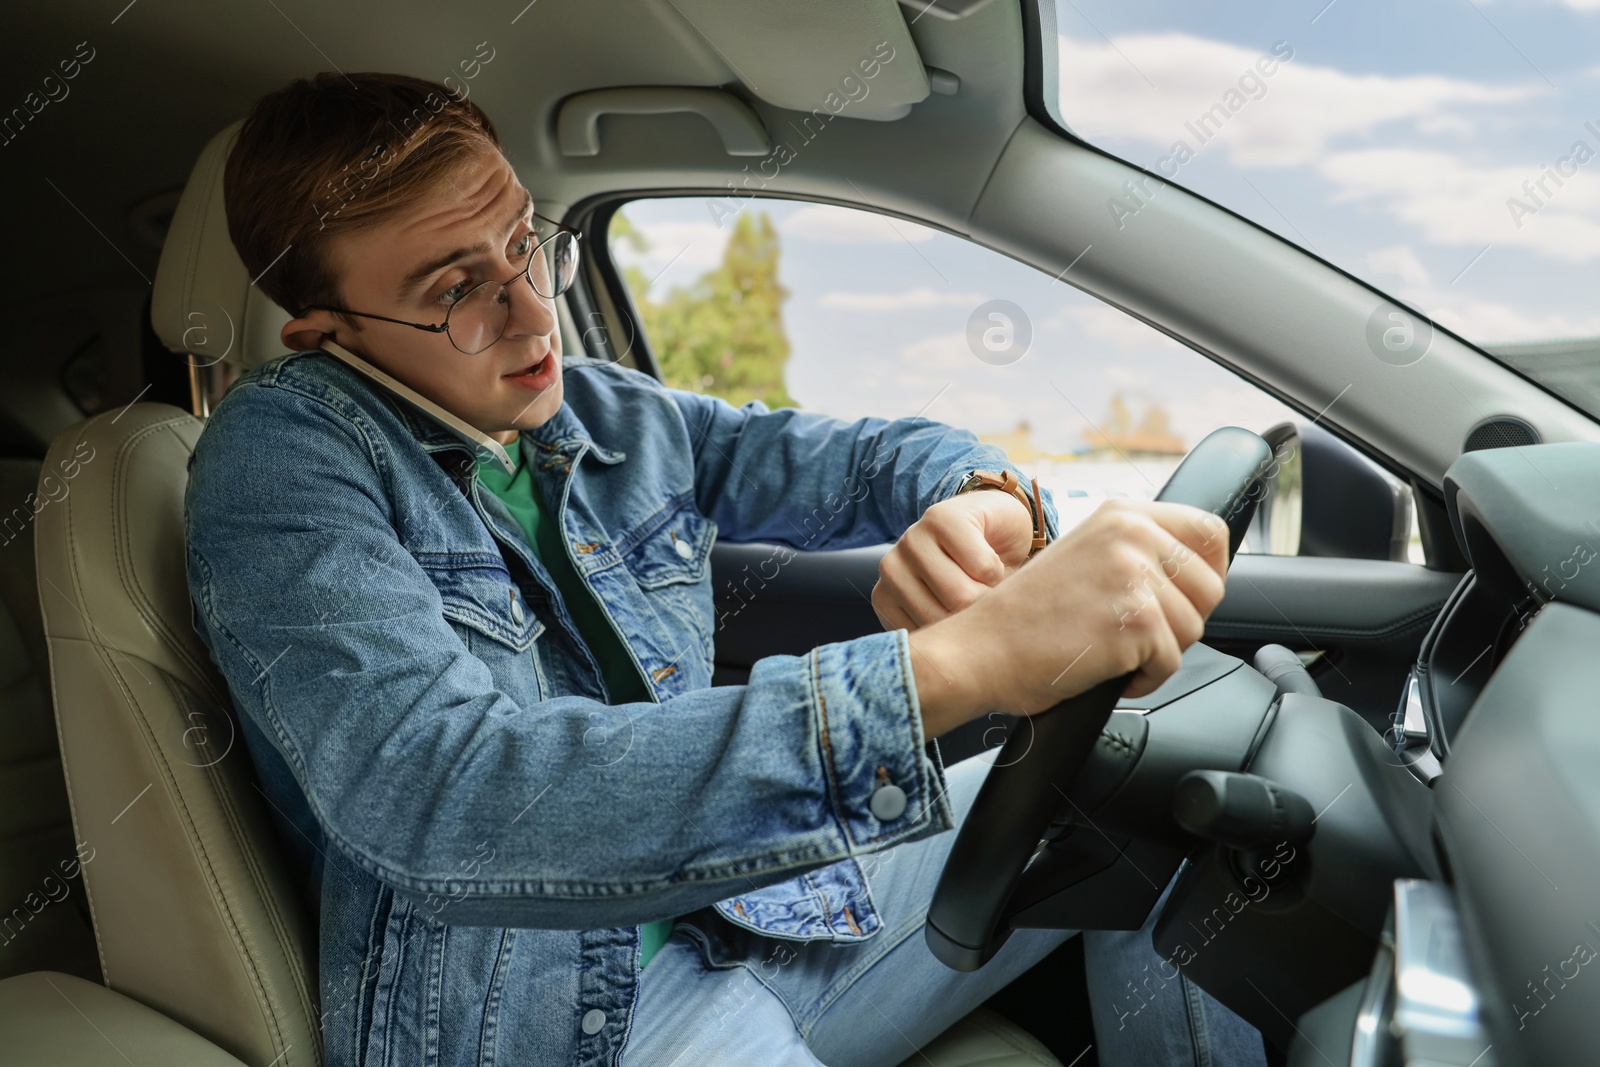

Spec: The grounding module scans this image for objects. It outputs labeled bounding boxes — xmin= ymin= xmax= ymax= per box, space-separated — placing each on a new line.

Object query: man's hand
xmin=904 ymin=499 xmax=1231 ymax=739
xmin=872 ymin=489 xmax=1036 ymax=630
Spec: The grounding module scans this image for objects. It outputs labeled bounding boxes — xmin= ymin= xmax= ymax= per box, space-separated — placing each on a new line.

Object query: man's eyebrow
xmin=396 ymin=188 xmax=536 ymax=300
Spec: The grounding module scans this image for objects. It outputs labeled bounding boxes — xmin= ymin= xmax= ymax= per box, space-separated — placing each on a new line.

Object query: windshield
xmin=1048 ymin=0 xmax=1600 ymax=416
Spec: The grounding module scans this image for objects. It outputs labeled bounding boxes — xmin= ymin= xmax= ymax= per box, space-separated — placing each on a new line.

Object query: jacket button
xmin=674 ymin=536 xmax=693 ymax=559
xmin=870 ymin=783 xmax=907 ymax=821
xmin=509 ymin=591 xmax=524 ymax=625
xmin=581 ymin=1008 xmax=606 ymax=1034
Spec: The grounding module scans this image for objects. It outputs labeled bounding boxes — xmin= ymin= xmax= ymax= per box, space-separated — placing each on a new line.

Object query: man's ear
xmin=281 ymin=308 xmax=349 ymax=353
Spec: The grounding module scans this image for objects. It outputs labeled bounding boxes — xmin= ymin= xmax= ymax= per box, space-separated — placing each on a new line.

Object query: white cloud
xmin=896 ymin=331 xmax=976 ymax=372
xmin=1530 ymin=0 xmax=1600 ymax=11
xmin=1413 ymin=288 xmax=1600 ymax=344
xmin=1361 ymin=269 xmax=1600 ymax=344
xmin=920 ymin=386 xmax=1031 ymax=431
xmin=1060 ymin=32 xmax=1600 ymax=269
xmin=1318 ymin=147 xmax=1600 ymax=263
xmin=1045 ymin=303 xmax=1160 ymax=348
xmin=784 ymin=203 xmax=937 ymax=244
xmin=1058 ymin=32 xmax=1539 ymax=169
xmin=817 ymin=286 xmax=985 ymax=311
xmin=1099 ymin=366 xmax=1155 ymax=389
xmin=1366 ymin=244 xmax=1434 ymax=286
xmin=1164 ymin=387 xmax=1297 ymax=445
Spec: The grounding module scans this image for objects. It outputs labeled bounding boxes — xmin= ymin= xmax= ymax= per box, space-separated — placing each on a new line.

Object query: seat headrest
xmin=151 ymin=122 xmax=293 ymax=371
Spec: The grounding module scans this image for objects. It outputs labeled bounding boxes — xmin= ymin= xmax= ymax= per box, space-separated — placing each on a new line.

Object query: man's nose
xmin=503 ymin=262 xmax=558 ymax=339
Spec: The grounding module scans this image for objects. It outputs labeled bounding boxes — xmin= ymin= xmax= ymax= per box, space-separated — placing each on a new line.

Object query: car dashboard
xmin=1324 ymin=441 xmax=1600 ymax=1066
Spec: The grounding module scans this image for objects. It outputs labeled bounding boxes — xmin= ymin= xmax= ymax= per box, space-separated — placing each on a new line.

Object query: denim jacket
xmin=183 ymin=350 xmax=1059 ymax=1067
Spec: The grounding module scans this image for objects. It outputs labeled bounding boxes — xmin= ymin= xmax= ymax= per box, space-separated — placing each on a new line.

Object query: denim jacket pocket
xmin=431 ymin=563 xmax=546 ymax=652
xmin=616 ymin=496 xmax=716 ymax=589
xmin=429 ymin=562 xmax=549 ymax=705
xmin=615 ymin=500 xmax=717 ymax=667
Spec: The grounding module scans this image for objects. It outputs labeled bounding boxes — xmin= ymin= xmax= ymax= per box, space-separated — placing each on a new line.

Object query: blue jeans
xmin=623 ymin=753 xmax=1268 ymax=1067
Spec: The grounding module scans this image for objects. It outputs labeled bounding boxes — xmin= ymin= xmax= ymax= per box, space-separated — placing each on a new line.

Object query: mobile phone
xmin=319 ymin=339 xmax=514 ymax=474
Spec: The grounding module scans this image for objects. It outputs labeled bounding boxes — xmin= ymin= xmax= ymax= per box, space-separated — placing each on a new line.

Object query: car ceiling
xmin=0 ymin=0 xmax=1023 ymax=302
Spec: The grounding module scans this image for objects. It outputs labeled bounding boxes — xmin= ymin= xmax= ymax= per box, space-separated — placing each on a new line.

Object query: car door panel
xmin=1202 ymin=554 xmax=1463 ymax=729
xmin=710 ymin=543 xmax=1463 ymax=755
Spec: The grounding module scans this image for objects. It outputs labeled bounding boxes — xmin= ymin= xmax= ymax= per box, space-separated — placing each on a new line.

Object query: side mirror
xmin=1247 ymin=421 xmax=1414 ymax=561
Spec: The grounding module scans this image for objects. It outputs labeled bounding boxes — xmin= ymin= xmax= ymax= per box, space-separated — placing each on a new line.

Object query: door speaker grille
xmin=1463 ymin=416 xmax=1539 ymax=452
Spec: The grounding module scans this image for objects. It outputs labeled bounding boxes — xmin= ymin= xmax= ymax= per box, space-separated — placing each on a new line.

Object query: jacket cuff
xmin=810 ymin=630 xmax=953 ymax=850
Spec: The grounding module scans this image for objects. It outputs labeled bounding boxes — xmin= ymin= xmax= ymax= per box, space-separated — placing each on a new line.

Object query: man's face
xmin=281 ymin=147 xmax=563 ymax=444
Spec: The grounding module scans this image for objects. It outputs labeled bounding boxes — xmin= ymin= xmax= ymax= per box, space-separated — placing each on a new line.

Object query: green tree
xmin=611 ymin=209 xmax=796 ymax=410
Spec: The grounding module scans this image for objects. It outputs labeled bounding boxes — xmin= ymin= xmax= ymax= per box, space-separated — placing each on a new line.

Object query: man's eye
xmin=439 ymin=280 xmax=471 ymax=304
xmin=511 ymin=232 xmax=534 ymax=258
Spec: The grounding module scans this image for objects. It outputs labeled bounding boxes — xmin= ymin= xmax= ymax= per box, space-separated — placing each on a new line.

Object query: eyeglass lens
xmin=443 ymin=232 xmax=581 ymax=355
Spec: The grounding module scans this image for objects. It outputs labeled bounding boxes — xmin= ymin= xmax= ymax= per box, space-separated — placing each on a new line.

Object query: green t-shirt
xmin=474 ymin=438 xmax=675 ymax=968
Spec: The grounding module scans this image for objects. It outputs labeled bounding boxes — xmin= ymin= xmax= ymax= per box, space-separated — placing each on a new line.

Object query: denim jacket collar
xmin=383 ymin=383 xmax=628 ymax=472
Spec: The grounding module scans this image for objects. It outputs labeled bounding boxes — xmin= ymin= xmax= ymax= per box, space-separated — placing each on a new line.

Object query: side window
xmin=608 ymin=197 xmax=1406 ymax=558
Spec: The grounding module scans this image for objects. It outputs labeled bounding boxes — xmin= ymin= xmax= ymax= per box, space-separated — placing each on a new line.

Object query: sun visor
xmin=666 ymin=0 xmax=930 ymax=121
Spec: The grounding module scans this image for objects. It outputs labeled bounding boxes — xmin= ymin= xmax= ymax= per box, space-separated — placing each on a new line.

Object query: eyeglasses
xmin=301 ymin=211 xmax=582 ymax=355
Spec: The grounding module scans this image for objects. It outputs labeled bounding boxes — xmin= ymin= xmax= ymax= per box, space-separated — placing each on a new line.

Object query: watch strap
xmin=958 ymin=469 xmax=1048 ymax=557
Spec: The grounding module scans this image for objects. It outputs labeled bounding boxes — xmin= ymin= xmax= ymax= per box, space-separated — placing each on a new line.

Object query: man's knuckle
xmin=951 ymin=587 xmax=982 ymax=612
xmin=906 ymin=534 xmax=941 ymax=565
xmin=1099 ymin=501 xmax=1139 ymax=531
xmin=1127 ymin=605 xmax=1160 ymax=637
xmin=1110 ymin=640 xmax=1144 ymax=677
xmin=1111 ymin=544 xmax=1151 ymax=580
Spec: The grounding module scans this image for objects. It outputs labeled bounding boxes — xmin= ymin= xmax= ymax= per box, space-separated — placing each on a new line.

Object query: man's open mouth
xmin=503 ymin=353 xmax=557 ymax=390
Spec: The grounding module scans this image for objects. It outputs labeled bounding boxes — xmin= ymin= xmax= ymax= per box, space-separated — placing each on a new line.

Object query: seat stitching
xmin=194 ymin=678 xmax=323 ymax=1064
xmin=174 ymin=145 xmax=211 ymax=343
xmin=43 ymin=460 xmax=109 ymax=984
xmin=109 ymin=416 xmax=225 ymax=697
xmin=136 ymin=668 xmax=294 ymax=1060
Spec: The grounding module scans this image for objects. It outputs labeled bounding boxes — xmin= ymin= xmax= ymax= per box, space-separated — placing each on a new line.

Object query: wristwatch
xmin=955 ymin=469 xmax=1048 ymax=558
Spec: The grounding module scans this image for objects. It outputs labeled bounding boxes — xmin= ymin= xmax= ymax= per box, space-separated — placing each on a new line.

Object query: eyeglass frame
xmin=297 ymin=210 xmax=582 ymax=354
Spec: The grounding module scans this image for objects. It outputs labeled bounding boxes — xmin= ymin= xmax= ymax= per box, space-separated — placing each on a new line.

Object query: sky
xmin=1053 ymin=0 xmax=1600 ymax=344
xmin=609 ymin=0 xmax=1597 ymax=506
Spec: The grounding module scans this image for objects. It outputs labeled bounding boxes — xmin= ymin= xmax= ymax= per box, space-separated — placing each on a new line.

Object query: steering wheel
xmin=925 ymin=426 xmax=1274 ymax=970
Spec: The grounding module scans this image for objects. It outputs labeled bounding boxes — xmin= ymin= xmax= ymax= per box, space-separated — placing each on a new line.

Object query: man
xmin=185 ymin=72 xmax=1264 ymax=1066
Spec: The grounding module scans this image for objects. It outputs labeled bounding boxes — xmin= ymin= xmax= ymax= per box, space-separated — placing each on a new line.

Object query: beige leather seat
xmin=27 ymin=122 xmax=1063 ymax=1066
xmin=35 ymin=400 xmax=320 ymax=1066
xmin=0 ymin=970 xmax=248 ymax=1066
